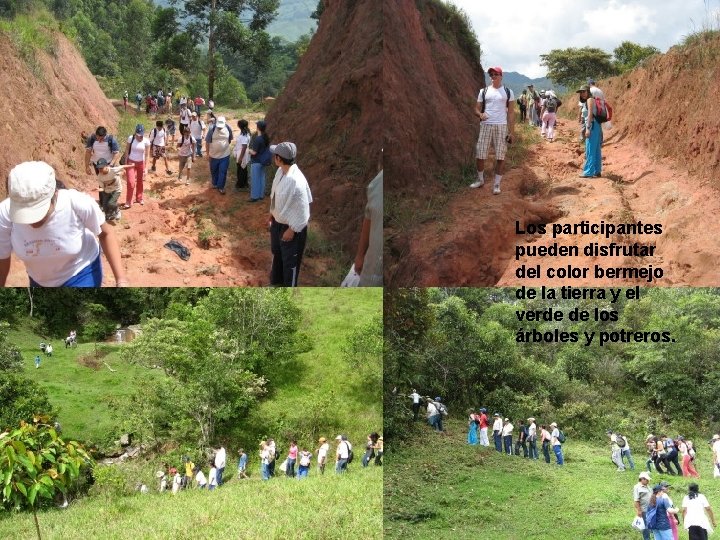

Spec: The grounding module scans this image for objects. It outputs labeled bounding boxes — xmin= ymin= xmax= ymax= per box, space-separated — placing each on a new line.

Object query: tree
xmin=0 ymin=416 xmax=93 ymax=540
xmin=613 ymin=41 xmax=660 ymax=73
xmin=342 ymin=314 xmax=383 ymax=393
xmin=177 ymin=0 xmax=280 ymax=99
xmin=540 ymin=47 xmax=618 ymax=88
xmin=0 ymin=374 xmax=56 ymax=432
xmin=0 ymin=322 xmax=22 ymax=372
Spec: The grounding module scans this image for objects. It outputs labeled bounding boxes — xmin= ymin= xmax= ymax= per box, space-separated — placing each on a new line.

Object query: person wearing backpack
xmin=85 ymin=126 xmax=120 ymax=175
xmin=335 ymin=435 xmax=352 ymax=474
xmin=647 ymin=484 xmax=678 ymax=540
xmin=678 ymin=437 xmax=700 ymax=478
xmin=527 ymin=84 xmax=539 ymax=126
xmin=123 ymin=124 xmax=151 ymax=209
xmin=149 ymin=120 xmax=172 ymax=176
xmin=205 ymin=116 xmax=233 ymax=194
xmin=576 ymin=85 xmax=603 ymax=178
xmin=550 ymin=422 xmax=564 ymax=465
xmin=470 ymin=66 xmax=515 ymax=195
xmin=633 ymin=471 xmax=653 ymax=540
xmin=540 ymin=90 xmax=562 ymax=142
xmin=662 ymin=435 xmax=683 ymax=476
xmin=608 ymin=430 xmax=626 ymax=471
xmin=619 ymin=433 xmax=636 ymax=470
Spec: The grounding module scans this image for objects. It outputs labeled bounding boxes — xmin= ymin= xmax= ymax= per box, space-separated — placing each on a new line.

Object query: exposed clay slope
xmin=0 ymin=32 xmax=118 ymax=197
xmin=603 ymin=35 xmax=720 ymax=184
xmin=265 ymin=0 xmax=382 ymax=253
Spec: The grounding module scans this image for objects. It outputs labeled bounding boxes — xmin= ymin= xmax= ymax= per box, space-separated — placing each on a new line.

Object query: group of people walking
xmin=610 ymin=431 xmax=702 ymax=479
xmin=148 ymin=434 xmax=380 ymax=492
xmin=466 ymin=410 xmax=565 ymax=466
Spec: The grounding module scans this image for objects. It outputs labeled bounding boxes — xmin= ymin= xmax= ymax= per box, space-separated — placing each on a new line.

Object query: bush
xmin=89 ymin=465 xmax=129 ymax=498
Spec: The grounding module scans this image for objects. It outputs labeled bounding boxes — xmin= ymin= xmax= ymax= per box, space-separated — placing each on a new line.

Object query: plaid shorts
xmin=152 ymin=145 xmax=166 ymax=159
xmin=476 ymin=123 xmax=509 ymax=161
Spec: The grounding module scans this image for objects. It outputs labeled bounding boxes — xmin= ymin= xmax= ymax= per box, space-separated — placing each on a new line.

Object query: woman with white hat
xmin=0 ymin=161 xmax=127 ymax=286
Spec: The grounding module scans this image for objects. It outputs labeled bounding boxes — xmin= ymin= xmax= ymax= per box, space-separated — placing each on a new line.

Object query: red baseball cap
xmin=488 ymin=67 xmax=503 ymax=75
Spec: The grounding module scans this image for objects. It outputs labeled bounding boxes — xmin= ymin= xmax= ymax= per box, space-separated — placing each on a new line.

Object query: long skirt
xmin=467 ymin=422 xmax=478 ymax=445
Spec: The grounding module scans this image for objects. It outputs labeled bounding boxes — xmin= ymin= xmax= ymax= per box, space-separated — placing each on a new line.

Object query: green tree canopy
xmin=613 ymin=40 xmax=660 ymax=73
xmin=540 ymin=46 xmax=618 ymax=88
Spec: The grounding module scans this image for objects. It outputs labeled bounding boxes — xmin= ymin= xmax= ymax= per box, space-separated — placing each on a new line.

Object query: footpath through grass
xmin=385 ymin=419 xmax=720 ymax=539
xmin=0 ymin=466 xmax=382 ymax=539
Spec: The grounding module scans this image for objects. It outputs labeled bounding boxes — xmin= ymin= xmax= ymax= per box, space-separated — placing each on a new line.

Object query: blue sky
xmin=449 ymin=0 xmax=720 ymax=77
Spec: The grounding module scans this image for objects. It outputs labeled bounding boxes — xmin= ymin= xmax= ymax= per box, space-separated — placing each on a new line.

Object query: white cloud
xmin=448 ymin=0 xmax=716 ymax=78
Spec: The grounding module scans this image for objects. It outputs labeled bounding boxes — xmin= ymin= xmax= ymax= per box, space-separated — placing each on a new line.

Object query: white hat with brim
xmin=638 ymin=471 xmax=651 ymax=481
xmin=8 ymin=161 xmax=56 ymax=224
xmin=550 ymin=422 xmax=558 ymax=427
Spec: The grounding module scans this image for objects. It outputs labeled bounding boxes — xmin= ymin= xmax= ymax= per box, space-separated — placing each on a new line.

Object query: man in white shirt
xmin=268 ymin=141 xmax=313 ymax=287
xmin=335 ymin=435 xmax=352 ymax=474
xmin=426 ymin=399 xmax=440 ymax=431
xmin=189 ymin=112 xmax=205 ymax=157
xmin=471 ymin=66 xmax=516 ymax=194
xmin=502 ymin=418 xmax=514 ymax=455
xmin=527 ymin=418 xmax=538 ymax=460
xmin=492 ymin=413 xmax=503 ymax=453
xmin=410 ymin=389 xmax=421 ymax=421
xmin=214 ymin=445 xmax=226 ymax=486
xmin=551 ymin=422 xmax=564 ymax=465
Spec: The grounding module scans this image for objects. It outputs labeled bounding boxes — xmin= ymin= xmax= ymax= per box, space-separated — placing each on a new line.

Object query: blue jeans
xmin=543 ymin=441 xmax=551 ymax=463
xmin=428 ymin=414 xmax=440 ymax=431
xmin=286 ymin=458 xmax=296 ymax=477
xmin=298 ymin=465 xmax=309 ymax=478
xmin=216 ymin=467 xmax=224 ymax=485
xmin=250 ymin=162 xmax=266 ymax=200
xmin=493 ymin=432 xmax=502 ymax=453
xmin=528 ymin=439 xmax=538 ymax=460
xmin=210 ymin=155 xmax=230 ymax=189
xmin=582 ymin=119 xmax=602 ymax=176
xmin=622 ymin=448 xmax=635 ymax=470
xmin=650 ymin=529 xmax=673 ymax=540
xmin=195 ymin=140 xmax=203 ymax=157
xmin=553 ymin=444 xmax=564 ymax=465
xmin=261 ymin=463 xmax=270 ymax=481
xmin=503 ymin=435 xmax=512 ymax=455
xmin=336 ymin=459 xmax=348 ymax=473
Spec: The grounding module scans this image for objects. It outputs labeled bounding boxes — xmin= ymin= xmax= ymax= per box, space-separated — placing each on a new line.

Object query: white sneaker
xmin=470 ymin=179 xmax=485 ymax=189
xmin=493 ymin=185 xmax=501 ymax=195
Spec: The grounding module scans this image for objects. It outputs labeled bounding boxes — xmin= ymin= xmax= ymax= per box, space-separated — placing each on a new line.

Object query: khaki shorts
xmin=179 ymin=155 xmax=192 ymax=171
xmin=476 ymin=123 xmax=509 ymax=161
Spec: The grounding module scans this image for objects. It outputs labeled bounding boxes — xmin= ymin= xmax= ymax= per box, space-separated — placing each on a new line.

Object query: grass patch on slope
xmin=385 ymin=418 xmax=720 ymax=539
xmin=0 ymin=466 xmax=382 ymax=539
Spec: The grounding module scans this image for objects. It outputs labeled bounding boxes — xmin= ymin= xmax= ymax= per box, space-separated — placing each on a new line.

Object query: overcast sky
xmin=449 ymin=0 xmax=720 ymax=78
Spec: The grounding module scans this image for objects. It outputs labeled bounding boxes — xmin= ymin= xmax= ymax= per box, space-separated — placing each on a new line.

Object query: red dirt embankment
xmin=0 ymin=33 xmax=117 ymax=197
xmin=266 ymin=0 xmax=382 ymax=255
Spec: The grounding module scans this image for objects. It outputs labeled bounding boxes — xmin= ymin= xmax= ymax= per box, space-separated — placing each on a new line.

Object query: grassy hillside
xmin=385 ymin=419 xmax=720 ymax=539
xmin=0 ymin=466 xmax=382 ymax=539
xmin=8 ymin=288 xmax=382 ymax=448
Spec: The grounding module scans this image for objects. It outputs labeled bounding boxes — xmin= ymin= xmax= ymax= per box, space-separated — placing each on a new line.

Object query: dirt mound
xmin=602 ymin=34 xmax=720 ymax=184
xmin=0 ymin=32 xmax=117 ymax=198
xmin=265 ymin=0 xmax=382 ymax=255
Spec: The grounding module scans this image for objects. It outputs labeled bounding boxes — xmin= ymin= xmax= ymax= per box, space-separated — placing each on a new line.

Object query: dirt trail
xmin=4 ymin=112 xmax=334 ymax=287
xmin=404 ymin=117 xmax=720 ymax=287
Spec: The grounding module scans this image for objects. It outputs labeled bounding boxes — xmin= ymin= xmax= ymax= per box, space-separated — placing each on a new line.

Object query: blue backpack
xmin=645 ymin=504 xmax=658 ymax=529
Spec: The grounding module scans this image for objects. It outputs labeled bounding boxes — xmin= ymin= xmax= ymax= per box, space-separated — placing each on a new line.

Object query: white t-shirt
xmin=682 ymin=494 xmax=712 ymax=531
xmin=299 ymin=452 xmax=312 ymax=467
xmin=269 ymin=164 xmax=313 ymax=232
xmin=233 ymin=133 xmax=250 ymax=162
xmin=502 ymin=423 xmax=513 ymax=437
xmin=0 ymin=189 xmax=104 ymax=286
xmin=337 ymin=441 xmax=351 ymax=459
xmin=195 ymin=471 xmax=207 ymax=486
xmin=89 ymin=138 xmax=115 ymax=164
xmin=528 ymin=423 xmax=537 ymax=439
xmin=318 ymin=443 xmax=330 ymax=461
xmin=426 ymin=402 xmax=438 ymax=417
xmin=492 ymin=418 xmax=503 ymax=432
xmin=190 ymin=120 xmax=205 ymax=140
xmin=478 ymin=85 xmax=515 ymax=125
xmin=178 ymin=135 xmax=196 ymax=157
xmin=215 ymin=447 xmax=226 ymax=468
xmin=127 ymin=136 xmax=150 ymax=162
xmin=713 ymin=440 xmax=720 ymax=462
xmin=552 ymin=428 xmax=561 ymax=445
xmin=410 ymin=392 xmax=421 ymax=404
xmin=150 ymin=127 xmax=166 ymax=147
xmin=97 ymin=166 xmax=124 ymax=193
xmin=179 ymin=108 xmax=191 ymax=125
xmin=208 ymin=467 xmax=217 ymax=486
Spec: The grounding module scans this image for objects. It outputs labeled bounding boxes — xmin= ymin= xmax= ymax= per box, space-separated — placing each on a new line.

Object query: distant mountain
xmin=152 ymin=0 xmax=316 ymax=42
xmin=501 ymin=72 xmax=565 ymax=96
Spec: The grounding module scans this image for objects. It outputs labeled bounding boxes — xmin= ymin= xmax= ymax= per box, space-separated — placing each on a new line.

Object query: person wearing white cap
xmin=335 ymin=435 xmax=352 ymax=474
xmin=0 ymin=161 xmax=128 ymax=287
xmin=633 ymin=471 xmax=652 ymax=540
xmin=527 ymin=418 xmax=538 ymax=460
xmin=268 ymin=141 xmax=312 ymax=287
xmin=471 ymin=66 xmax=515 ymax=195
xmin=189 ymin=111 xmax=205 ymax=157
xmin=205 ymin=115 xmax=233 ymax=194
xmin=492 ymin=413 xmax=503 ymax=453
xmin=501 ymin=418 xmax=514 ymax=455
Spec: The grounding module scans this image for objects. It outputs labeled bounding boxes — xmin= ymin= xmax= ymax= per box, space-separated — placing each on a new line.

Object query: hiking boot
xmin=493 ymin=185 xmax=501 ymax=195
xmin=470 ymin=179 xmax=485 ymax=189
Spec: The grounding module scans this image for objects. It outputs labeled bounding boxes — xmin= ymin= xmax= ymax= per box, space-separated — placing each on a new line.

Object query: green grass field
xmin=0 ymin=466 xmax=382 ymax=539
xmin=385 ymin=419 xmax=720 ymax=539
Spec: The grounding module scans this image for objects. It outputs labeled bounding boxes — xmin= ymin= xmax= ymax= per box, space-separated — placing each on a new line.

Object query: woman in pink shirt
xmin=287 ymin=441 xmax=298 ymax=478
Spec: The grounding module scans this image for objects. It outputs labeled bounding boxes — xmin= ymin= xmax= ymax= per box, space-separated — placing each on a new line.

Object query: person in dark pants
xmin=541 ymin=425 xmax=552 ymax=463
xmin=268 ymin=142 xmax=312 ymax=287
xmin=492 ymin=413 xmax=503 ymax=453
xmin=410 ymin=389 xmax=421 ymax=421
xmin=515 ymin=419 xmax=528 ymax=457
